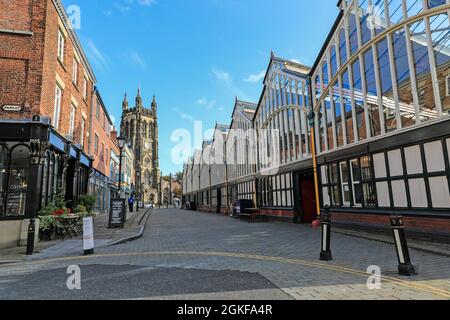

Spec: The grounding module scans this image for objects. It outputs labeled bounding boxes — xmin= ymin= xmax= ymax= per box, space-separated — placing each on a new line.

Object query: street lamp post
xmin=117 ymin=137 xmax=126 ymax=198
xmin=136 ymin=170 xmax=141 ymax=212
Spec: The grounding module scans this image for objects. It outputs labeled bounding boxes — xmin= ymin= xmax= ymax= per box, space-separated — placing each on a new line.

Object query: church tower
xmin=120 ymin=85 xmax=160 ymax=205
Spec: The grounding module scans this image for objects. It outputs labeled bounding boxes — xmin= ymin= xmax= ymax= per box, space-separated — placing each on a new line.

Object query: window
xmin=94 ymin=133 xmax=99 ymax=154
xmin=105 ymin=147 xmax=109 ymax=164
xmin=6 ymin=145 xmax=30 ymax=216
xmin=95 ymin=99 xmax=100 ymax=119
xmin=80 ymin=117 xmax=86 ymax=148
xmin=57 ymin=30 xmax=65 ymax=63
xmin=69 ymin=104 xmax=76 ymax=140
xmin=340 ymin=161 xmax=351 ymax=206
xmin=53 ymin=85 xmax=62 ymax=130
xmin=83 ymin=78 xmax=88 ymax=101
xmin=101 ymin=143 xmax=105 ymax=161
xmin=0 ymin=145 xmax=7 ymax=216
xmin=258 ymin=173 xmax=293 ymax=208
xmin=72 ymin=59 xmax=78 ymax=85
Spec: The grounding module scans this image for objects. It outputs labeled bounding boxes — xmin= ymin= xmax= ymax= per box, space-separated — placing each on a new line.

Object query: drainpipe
xmin=307 ymin=77 xmax=321 ymax=217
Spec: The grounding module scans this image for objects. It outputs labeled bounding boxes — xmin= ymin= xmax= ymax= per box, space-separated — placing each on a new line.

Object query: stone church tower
xmin=120 ymin=87 xmax=160 ymax=204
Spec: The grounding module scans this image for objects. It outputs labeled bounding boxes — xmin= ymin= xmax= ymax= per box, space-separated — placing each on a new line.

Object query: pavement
xmin=0 ymin=208 xmax=151 ymax=263
xmin=0 ymin=208 xmax=449 ymax=300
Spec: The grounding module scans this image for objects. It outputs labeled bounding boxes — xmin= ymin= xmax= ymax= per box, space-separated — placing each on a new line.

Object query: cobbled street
xmin=1 ymin=209 xmax=449 ymax=300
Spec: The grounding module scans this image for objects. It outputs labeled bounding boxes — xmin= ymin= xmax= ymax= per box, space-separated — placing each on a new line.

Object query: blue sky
xmin=63 ymin=0 xmax=339 ymax=174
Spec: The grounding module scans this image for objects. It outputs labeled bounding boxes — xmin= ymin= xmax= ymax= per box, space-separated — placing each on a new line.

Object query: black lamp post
xmin=136 ymin=170 xmax=141 ymax=212
xmin=117 ymin=136 xmax=126 ymax=198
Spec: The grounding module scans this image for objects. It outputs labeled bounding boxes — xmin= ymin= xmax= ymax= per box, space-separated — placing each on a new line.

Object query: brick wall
xmin=332 ymin=212 xmax=450 ymax=233
xmin=0 ymin=0 xmax=93 ymax=154
xmin=0 ymin=0 xmax=33 ymax=31
xmin=0 ymin=0 xmax=47 ymax=118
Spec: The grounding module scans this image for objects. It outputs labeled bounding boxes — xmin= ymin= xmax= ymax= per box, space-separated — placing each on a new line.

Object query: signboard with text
xmin=108 ymin=198 xmax=126 ymax=228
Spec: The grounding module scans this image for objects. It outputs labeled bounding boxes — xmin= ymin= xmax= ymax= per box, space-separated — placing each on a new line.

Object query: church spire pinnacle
xmin=136 ymin=82 xmax=142 ymax=110
xmin=122 ymin=92 xmax=128 ymax=110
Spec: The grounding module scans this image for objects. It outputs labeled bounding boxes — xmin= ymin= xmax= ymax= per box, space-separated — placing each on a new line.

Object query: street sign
xmin=83 ymin=217 xmax=94 ymax=255
xmin=109 ymin=198 xmax=126 ymax=228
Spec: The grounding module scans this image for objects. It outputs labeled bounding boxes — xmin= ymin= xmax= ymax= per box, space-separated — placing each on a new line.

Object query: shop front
xmin=0 ymin=118 xmax=92 ymax=249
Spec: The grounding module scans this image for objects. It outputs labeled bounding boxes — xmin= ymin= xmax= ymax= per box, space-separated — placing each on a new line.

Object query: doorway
xmin=294 ymin=171 xmax=317 ymax=223
xmin=216 ymin=188 xmax=221 ymax=214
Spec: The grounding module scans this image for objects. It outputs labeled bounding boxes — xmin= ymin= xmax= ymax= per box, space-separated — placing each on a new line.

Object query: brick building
xmin=0 ymin=0 xmax=103 ymax=249
xmin=88 ymin=89 xmax=120 ymax=214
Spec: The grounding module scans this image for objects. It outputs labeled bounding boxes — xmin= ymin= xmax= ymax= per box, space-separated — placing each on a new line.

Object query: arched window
xmin=143 ymin=121 xmax=148 ymax=139
xmin=144 ymin=170 xmax=151 ymax=186
xmin=0 ymin=144 xmax=8 ymax=216
xmin=6 ymin=145 xmax=30 ymax=216
xmin=130 ymin=119 xmax=135 ymax=141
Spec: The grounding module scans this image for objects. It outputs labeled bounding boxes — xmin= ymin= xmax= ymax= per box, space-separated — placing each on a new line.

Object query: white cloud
xmin=196 ymin=97 xmax=216 ymax=110
xmin=211 ymin=68 xmax=252 ymax=101
xmin=125 ymin=49 xmax=147 ymax=69
xmin=244 ymin=70 xmax=265 ymax=83
xmin=137 ymin=0 xmax=157 ymax=5
xmin=212 ymin=68 xmax=230 ymax=82
xmin=173 ymin=107 xmax=194 ymax=123
xmin=85 ymin=40 xmax=109 ymax=71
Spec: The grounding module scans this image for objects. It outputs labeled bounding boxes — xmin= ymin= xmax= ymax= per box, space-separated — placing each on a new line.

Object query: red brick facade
xmin=0 ymin=0 xmax=94 ymax=153
xmin=332 ymin=212 xmax=450 ymax=233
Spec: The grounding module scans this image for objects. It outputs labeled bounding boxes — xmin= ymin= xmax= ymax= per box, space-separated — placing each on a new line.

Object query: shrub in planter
xmin=78 ymin=194 xmax=96 ymax=214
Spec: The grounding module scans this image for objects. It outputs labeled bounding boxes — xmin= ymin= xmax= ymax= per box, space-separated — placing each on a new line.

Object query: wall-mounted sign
xmin=2 ymin=105 xmax=22 ymax=112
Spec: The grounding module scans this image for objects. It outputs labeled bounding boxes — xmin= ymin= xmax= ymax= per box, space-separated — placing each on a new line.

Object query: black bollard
xmin=390 ymin=215 xmax=416 ymax=276
xmin=26 ymin=218 xmax=36 ymax=256
xmin=320 ymin=205 xmax=332 ymax=261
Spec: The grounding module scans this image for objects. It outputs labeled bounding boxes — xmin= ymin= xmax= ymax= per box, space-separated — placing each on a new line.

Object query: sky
xmin=62 ymin=0 xmax=339 ymax=174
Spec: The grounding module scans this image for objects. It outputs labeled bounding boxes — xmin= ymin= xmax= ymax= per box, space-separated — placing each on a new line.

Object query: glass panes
xmin=352 ymin=58 xmax=367 ymax=141
xmin=377 ymin=38 xmax=398 ymax=132
xmin=322 ymin=61 xmax=329 ymax=88
xmin=409 ymin=19 xmax=435 ymax=122
xmin=406 ymin=0 xmax=423 ymax=17
xmin=333 ymin=83 xmax=344 ymax=147
xmin=319 ymin=103 xmax=326 ymax=152
xmin=339 ymin=28 xmax=348 ymax=66
xmin=6 ymin=145 xmax=29 ymax=216
xmin=360 ymin=2 xmax=372 ymax=45
xmin=349 ymin=12 xmax=359 ymax=55
xmin=392 ymin=27 xmax=416 ymax=128
xmin=428 ymin=13 xmax=450 ymax=113
xmin=373 ymin=0 xmax=387 ymax=35
xmin=325 ymin=94 xmax=334 ymax=150
xmin=350 ymin=159 xmax=363 ymax=205
xmin=340 ymin=161 xmax=351 ymax=205
xmin=330 ymin=45 xmax=338 ymax=77
xmin=387 ymin=0 xmax=404 ymax=25
xmin=364 ymin=48 xmax=382 ymax=136
xmin=342 ymin=70 xmax=355 ymax=144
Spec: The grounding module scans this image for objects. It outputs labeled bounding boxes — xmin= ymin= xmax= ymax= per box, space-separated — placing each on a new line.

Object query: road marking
xmin=1 ymin=250 xmax=449 ymax=298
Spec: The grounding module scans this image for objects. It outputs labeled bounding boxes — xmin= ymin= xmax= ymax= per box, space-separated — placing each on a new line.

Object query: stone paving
xmin=0 ymin=208 xmax=449 ymax=300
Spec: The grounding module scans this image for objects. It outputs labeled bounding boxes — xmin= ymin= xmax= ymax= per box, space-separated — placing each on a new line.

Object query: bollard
xmin=26 ymin=218 xmax=36 ymax=255
xmin=390 ymin=215 xmax=416 ymax=276
xmin=320 ymin=205 xmax=332 ymax=261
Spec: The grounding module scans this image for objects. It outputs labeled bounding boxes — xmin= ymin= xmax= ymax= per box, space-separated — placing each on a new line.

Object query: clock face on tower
xmin=144 ymin=142 xmax=150 ymax=150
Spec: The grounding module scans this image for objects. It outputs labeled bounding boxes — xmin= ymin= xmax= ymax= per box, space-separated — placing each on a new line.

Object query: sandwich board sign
xmin=109 ymin=198 xmax=126 ymax=228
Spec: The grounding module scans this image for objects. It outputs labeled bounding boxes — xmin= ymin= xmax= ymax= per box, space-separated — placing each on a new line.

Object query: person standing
xmin=128 ymin=195 xmax=135 ymax=212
